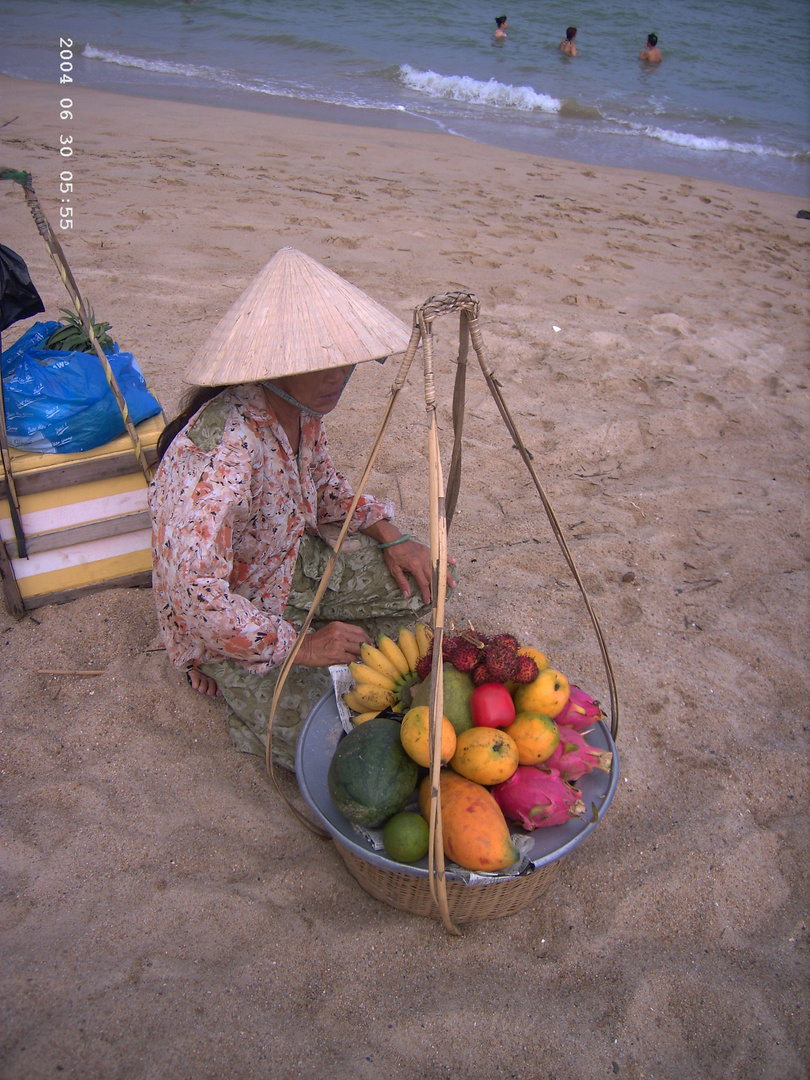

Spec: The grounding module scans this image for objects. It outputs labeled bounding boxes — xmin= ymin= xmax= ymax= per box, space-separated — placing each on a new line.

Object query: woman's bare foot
xmin=187 ymin=669 xmax=222 ymax=697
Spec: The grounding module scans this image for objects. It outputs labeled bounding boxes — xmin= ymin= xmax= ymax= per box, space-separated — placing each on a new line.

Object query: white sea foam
xmin=84 ymin=45 xmax=211 ymax=80
xmin=82 ymin=44 xmax=429 ymax=121
xmin=641 ymin=125 xmax=792 ymax=159
xmin=399 ymin=64 xmax=560 ymax=114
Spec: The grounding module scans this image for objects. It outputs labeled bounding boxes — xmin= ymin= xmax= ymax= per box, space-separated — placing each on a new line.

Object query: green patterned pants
xmin=202 ymin=532 xmax=431 ymax=771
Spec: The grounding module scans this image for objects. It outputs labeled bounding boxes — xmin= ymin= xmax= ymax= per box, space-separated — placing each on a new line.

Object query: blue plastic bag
xmin=1 ymin=321 xmax=162 ymax=453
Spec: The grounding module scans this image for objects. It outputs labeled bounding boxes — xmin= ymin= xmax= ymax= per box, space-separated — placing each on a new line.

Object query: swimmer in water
xmin=639 ymin=33 xmax=662 ymax=63
xmin=559 ymin=27 xmax=577 ymax=56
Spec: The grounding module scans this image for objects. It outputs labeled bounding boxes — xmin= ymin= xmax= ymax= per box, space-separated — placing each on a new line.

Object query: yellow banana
xmin=348 ymin=661 xmax=396 ymax=692
xmin=415 ymin=622 xmax=433 ymax=660
xmin=343 ymin=689 xmax=377 ymax=714
xmin=360 ymin=642 xmax=402 ymax=684
xmin=342 ymin=690 xmax=367 ymax=713
xmin=352 ymin=710 xmax=381 ymax=725
xmin=377 ymin=633 xmax=410 ymax=678
xmin=343 ymin=685 xmax=396 ymax=712
xmin=397 ymin=627 xmax=420 ymax=672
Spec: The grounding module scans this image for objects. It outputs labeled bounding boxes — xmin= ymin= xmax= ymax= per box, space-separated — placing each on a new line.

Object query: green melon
xmin=327 ymin=717 xmax=419 ymax=828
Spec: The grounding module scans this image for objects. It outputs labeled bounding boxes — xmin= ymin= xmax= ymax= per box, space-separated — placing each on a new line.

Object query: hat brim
xmin=184 ymin=247 xmax=411 ymax=385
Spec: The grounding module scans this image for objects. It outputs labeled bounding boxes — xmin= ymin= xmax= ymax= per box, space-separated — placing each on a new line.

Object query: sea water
xmin=0 ymin=0 xmax=808 ymax=196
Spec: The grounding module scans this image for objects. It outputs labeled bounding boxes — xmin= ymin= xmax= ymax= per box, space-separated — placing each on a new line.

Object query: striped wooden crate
xmin=0 ymin=412 xmax=164 ymax=611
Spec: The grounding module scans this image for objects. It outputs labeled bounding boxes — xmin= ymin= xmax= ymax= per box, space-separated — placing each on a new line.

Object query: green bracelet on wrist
xmin=378 ymin=533 xmax=412 ymax=550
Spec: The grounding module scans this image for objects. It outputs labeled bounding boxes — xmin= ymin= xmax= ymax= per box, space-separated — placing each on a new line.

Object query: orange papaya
xmin=418 ymin=771 xmax=520 ymax=873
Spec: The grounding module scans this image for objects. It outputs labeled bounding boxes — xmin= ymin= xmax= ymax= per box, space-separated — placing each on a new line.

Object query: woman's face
xmin=273 ymin=364 xmax=355 ymax=414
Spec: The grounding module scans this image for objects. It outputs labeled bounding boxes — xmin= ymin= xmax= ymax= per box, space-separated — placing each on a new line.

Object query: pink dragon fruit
xmin=491 ymin=766 xmax=586 ymax=830
xmin=553 ymin=684 xmax=604 ymax=733
xmin=542 ymin=725 xmax=613 ymax=783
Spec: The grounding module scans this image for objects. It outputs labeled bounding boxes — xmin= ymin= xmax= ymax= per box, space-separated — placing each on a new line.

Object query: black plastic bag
xmin=0 ymin=245 xmax=44 ymax=333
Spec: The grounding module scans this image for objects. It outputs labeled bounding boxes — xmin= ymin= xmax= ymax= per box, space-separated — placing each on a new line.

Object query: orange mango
xmin=503 ymin=711 xmax=560 ymax=765
xmin=512 ymin=667 xmax=570 ymax=718
xmin=449 ymin=726 xmax=519 ymax=786
xmin=400 ymin=706 xmax=457 ymax=768
xmin=518 ymin=645 xmax=550 ymax=671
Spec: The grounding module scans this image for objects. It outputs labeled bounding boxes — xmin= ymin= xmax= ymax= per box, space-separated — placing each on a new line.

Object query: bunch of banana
xmin=343 ymin=623 xmax=433 ymax=724
xmin=44 ymin=306 xmax=114 ymax=353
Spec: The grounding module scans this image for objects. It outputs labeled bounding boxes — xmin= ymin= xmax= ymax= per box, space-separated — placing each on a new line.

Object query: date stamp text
xmin=58 ymin=38 xmax=74 ymax=229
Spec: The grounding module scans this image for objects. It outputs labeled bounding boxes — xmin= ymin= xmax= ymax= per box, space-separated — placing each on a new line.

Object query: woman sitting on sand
xmin=148 ymin=247 xmax=451 ymax=771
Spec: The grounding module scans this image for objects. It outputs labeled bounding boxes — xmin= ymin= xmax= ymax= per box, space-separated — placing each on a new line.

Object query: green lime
xmin=382 ymin=811 xmax=430 ymax=864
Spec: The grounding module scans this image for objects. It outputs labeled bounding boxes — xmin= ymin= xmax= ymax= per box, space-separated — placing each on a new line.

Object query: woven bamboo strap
xmin=414 ymin=290 xmax=618 ymax=739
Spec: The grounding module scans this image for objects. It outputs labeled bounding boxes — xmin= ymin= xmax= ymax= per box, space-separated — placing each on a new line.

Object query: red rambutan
xmin=483 ymin=643 xmax=519 ymax=682
xmin=490 ymin=633 xmax=520 ymax=653
xmin=442 ymin=635 xmax=463 ymax=663
xmin=471 ymin=662 xmax=492 ymax=687
xmin=416 ymin=652 xmax=433 ymax=681
xmin=513 ymin=654 xmax=540 ymax=684
xmin=450 ymin=640 xmax=481 ymax=673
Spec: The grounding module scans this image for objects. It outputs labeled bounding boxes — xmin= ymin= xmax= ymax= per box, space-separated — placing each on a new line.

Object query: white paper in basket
xmin=328 ymin=665 xmax=535 ymax=883
xmin=330 ymin=664 xmax=356 ymax=733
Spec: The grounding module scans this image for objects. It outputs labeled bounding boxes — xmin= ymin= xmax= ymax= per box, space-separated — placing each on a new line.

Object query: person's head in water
xmin=559 ymin=26 xmax=577 ymax=55
xmin=639 ymin=32 xmax=662 ymax=62
xmin=495 ymin=16 xmax=507 ymax=30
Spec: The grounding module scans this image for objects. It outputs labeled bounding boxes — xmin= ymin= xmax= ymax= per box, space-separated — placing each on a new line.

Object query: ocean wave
xmin=641 ymin=125 xmax=794 ymax=159
xmin=84 ymin=45 xmax=213 ymax=81
xmin=83 ymin=43 xmax=442 ymax=125
xmin=399 ymin=64 xmax=559 ymax=114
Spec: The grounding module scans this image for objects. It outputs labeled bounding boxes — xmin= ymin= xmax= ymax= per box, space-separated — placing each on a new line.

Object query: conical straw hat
xmin=184 ymin=247 xmax=411 ymax=385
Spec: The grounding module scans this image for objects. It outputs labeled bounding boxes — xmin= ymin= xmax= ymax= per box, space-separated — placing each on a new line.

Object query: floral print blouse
xmin=148 ymin=383 xmax=394 ymax=674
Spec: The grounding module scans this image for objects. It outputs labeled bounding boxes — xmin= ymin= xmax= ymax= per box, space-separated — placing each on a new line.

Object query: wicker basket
xmin=335 ymin=841 xmax=567 ymax=922
xmin=297 ymin=692 xmax=618 ymax=924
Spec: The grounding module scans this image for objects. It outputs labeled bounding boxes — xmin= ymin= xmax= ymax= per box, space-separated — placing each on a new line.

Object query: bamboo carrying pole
xmin=265 ymin=290 xmax=619 ymax=934
xmin=419 ymin=303 xmax=457 ymax=935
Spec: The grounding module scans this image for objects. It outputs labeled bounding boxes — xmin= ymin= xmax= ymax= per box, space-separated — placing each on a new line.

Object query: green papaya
xmin=410 ymin=663 xmax=474 ymax=736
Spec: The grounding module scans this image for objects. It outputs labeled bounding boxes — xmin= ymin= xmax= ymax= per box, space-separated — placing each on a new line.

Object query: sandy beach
xmin=1 ymin=73 xmax=808 ymax=1079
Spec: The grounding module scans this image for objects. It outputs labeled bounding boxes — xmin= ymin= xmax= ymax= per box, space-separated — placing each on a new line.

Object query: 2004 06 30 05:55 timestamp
xmin=59 ymin=37 xmax=74 ymax=230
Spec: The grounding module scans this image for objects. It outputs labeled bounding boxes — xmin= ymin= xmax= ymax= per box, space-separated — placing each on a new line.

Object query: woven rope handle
xmin=469 ymin=310 xmax=619 ymax=739
xmin=415 ymin=292 xmax=619 ymax=739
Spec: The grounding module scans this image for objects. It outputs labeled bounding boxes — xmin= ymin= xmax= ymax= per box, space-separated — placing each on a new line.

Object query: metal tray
xmin=296 ymin=691 xmax=619 ymax=882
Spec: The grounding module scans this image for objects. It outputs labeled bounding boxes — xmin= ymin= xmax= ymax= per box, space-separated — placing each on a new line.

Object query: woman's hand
xmin=382 ymin=538 xmax=456 ymax=605
xmin=360 ymin=522 xmax=456 ymax=604
xmin=293 ymin=621 xmax=372 ymax=667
